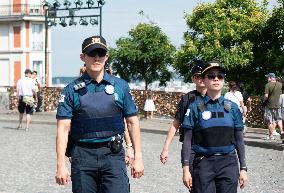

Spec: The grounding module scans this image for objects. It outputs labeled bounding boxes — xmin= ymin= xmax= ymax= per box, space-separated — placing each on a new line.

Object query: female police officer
xmin=55 ymin=35 xmax=144 ymax=193
xmin=182 ymin=62 xmax=247 ymax=193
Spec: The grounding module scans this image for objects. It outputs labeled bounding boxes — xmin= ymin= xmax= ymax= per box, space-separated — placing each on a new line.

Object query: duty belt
xmin=195 ymin=150 xmax=236 ymax=157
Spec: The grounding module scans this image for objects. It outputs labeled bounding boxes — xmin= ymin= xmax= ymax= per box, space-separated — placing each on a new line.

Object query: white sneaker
xmin=264 ymin=136 xmax=275 ymax=140
xmin=272 ymin=131 xmax=280 ymax=136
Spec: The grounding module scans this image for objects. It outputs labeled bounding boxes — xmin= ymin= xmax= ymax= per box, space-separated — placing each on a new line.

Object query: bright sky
xmin=51 ymin=0 xmax=278 ymax=77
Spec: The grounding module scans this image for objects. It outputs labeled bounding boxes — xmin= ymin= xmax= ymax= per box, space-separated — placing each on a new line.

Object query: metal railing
xmin=0 ymin=4 xmax=44 ymax=17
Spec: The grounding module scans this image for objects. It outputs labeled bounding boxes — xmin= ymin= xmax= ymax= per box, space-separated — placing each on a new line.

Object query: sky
xmin=51 ymin=0 xmax=279 ymax=77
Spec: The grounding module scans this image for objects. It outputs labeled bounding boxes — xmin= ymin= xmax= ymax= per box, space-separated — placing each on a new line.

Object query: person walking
xmin=143 ymin=91 xmax=157 ymax=119
xmin=16 ymin=69 xmax=36 ymax=131
xmin=263 ymin=73 xmax=283 ymax=139
xmin=31 ymin=70 xmax=42 ymax=112
xmin=278 ymin=86 xmax=284 ymax=140
xmin=182 ymin=62 xmax=247 ymax=193
xmin=160 ymin=60 xmax=207 ymax=165
xmin=55 ymin=35 xmax=144 ymax=193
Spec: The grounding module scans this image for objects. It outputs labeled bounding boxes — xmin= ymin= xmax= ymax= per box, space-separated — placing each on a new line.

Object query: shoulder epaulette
xmin=223 ymin=100 xmax=232 ymax=112
xmin=74 ymin=77 xmax=86 ymax=91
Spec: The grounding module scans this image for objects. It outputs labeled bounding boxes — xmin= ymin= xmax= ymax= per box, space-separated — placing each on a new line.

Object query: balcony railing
xmin=0 ymin=4 xmax=44 ymax=17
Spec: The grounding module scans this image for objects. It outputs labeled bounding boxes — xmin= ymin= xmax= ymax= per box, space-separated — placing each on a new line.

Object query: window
xmin=31 ymin=24 xmax=43 ymax=50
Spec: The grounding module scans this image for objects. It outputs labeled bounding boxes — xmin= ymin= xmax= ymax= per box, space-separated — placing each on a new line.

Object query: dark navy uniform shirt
xmin=56 ymin=71 xmax=138 ymax=120
xmin=183 ymin=95 xmax=243 ymax=131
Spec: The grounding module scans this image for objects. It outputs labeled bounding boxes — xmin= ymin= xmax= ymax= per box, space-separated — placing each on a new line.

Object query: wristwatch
xmin=240 ymin=166 xmax=248 ymax=172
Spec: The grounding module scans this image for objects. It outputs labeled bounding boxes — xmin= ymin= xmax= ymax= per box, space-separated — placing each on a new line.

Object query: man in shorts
xmin=16 ymin=69 xmax=36 ymax=131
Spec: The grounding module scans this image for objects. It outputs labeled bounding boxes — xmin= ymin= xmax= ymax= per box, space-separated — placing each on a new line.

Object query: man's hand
xmin=183 ymin=166 xmax=193 ymax=190
xmin=55 ymin=165 xmax=70 ymax=185
xmin=239 ymin=170 xmax=248 ymax=189
xmin=125 ymin=146 xmax=134 ymax=167
xmin=160 ymin=149 xmax=169 ymax=164
xmin=131 ymin=156 xmax=144 ymax=179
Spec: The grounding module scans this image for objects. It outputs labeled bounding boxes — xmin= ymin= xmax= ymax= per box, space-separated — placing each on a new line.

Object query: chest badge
xmin=202 ymin=111 xmax=212 ymax=120
xmin=105 ymin=85 xmax=114 ymax=95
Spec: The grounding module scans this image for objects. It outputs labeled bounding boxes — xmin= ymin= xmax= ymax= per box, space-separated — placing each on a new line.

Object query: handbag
xmin=23 ymin=96 xmax=35 ymax=107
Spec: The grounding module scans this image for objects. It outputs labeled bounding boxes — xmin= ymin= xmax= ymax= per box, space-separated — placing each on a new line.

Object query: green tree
xmin=253 ymin=0 xmax=284 ymax=83
xmin=109 ymin=23 xmax=175 ymax=90
xmin=175 ymin=0 xmax=268 ymax=85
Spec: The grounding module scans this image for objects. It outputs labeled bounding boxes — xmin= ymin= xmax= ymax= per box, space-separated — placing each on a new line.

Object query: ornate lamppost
xmin=42 ymin=0 xmax=105 ymax=86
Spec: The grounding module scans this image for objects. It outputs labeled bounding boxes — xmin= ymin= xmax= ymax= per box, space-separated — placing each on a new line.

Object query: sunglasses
xmin=86 ymin=49 xmax=107 ymax=57
xmin=206 ymin=72 xmax=225 ymax=80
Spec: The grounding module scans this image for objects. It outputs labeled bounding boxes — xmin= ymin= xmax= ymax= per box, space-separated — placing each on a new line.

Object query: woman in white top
xmin=143 ymin=91 xmax=157 ymax=119
xmin=224 ymin=81 xmax=246 ymax=117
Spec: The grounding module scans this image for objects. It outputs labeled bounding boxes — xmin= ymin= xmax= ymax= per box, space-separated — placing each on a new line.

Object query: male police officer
xmin=160 ymin=60 xmax=207 ymax=164
xmin=55 ymin=35 xmax=144 ymax=193
xmin=182 ymin=62 xmax=247 ymax=193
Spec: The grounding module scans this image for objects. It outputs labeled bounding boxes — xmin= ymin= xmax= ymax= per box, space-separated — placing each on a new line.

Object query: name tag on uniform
xmin=202 ymin=111 xmax=212 ymax=120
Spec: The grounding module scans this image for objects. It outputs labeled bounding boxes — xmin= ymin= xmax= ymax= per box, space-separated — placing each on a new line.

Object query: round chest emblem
xmin=202 ymin=111 xmax=212 ymax=120
xmin=105 ymin=85 xmax=114 ymax=95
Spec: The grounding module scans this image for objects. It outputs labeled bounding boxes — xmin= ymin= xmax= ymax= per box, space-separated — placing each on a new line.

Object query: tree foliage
xmin=109 ymin=23 xmax=175 ymax=90
xmin=175 ymin=0 xmax=269 ymax=86
xmin=252 ymin=0 xmax=284 ymax=83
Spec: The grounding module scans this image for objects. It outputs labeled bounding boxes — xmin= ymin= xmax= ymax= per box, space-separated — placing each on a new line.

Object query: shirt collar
xmin=204 ymin=95 xmax=225 ymax=105
xmin=81 ymin=70 xmax=113 ymax=85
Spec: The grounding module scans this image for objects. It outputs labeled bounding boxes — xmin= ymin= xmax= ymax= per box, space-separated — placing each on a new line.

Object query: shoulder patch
xmin=59 ymin=94 xmax=65 ymax=103
xmin=185 ymin=109 xmax=191 ymax=116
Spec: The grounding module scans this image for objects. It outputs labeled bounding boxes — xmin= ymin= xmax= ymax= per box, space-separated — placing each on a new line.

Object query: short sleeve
xmin=174 ymin=96 xmax=184 ymax=123
xmin=56 ymin=86 xmax=74 ymax=119
xmin=117 ymin=80 xmax=138 ymax=118
xmin=182 ymin=103 xmax=196 ymax=130
xmin=231 ymin=103 xmax=244 ymax=130
xmin=236 ymin=91 xmax=243 ymax=101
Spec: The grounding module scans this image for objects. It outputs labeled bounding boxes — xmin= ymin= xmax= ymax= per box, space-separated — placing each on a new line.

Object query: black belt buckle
xmin=110 ymin=134 xmax=123 ymax=153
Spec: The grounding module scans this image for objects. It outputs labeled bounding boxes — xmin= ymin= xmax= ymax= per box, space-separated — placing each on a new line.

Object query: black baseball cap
xmin=82 ymin=35 xmax=107 ymax=54
xmin=201 ymin=61 xmax=225 ymax=75
xmin=190 ymin=59 xmax=208 ymax=76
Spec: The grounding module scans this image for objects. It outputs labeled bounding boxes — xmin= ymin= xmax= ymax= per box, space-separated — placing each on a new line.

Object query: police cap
xmin=190 ymin=59 xmax=208 ymax=77
xmin=82 ymin=35 xmax=107 ymax=54
xmin=201 ymin=61 xmax=225 ymax=75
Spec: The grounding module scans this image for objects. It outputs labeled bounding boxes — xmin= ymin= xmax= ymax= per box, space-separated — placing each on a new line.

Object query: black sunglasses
xmin=86 ymin=49 xmax=107 ymax=57
xmin=206 ymin=72 xmax=225 ymax=80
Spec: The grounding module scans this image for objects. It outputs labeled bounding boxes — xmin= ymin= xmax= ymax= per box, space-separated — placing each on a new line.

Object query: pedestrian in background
xmin=55 ymin=35 xmax=144 ymax=193
xmin=263 ymin=73 xmax=283 ymax=140
xmin=16 ymin=69 xmax=36 ymax=131
xmin=160 ymin=60 xmax=207 ymax=165
xmin=143 ymin=90 xmax=157 ymax=119
xmin=182 ymin=61 xmax=247 ymax=193
xmin=31 ymin=70 xmax=42 ymax=112
xmin=278 ymin=86 xmax=284 ymax=139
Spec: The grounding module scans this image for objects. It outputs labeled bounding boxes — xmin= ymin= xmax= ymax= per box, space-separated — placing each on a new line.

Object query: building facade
xmin=0 ymin=0 xmax=52 ymax=86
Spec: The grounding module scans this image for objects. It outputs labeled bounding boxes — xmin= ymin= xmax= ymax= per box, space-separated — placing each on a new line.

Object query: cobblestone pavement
xmin=0 ymin=121 xmax=283 ymax=193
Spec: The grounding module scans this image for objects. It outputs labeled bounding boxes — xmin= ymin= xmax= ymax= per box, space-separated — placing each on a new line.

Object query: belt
xmin=196 ymin=150 xmax=235 ymax=157
xmin=76 ymin=141 xmax=110 ymax=148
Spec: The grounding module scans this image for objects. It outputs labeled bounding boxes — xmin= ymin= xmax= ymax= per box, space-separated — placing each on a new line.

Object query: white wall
xmin=0 ymin=59 xmax=10 ymax=86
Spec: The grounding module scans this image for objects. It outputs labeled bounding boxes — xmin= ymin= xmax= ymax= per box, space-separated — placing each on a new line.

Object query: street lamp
xmin=59 ymin=18 xmax=67 ymax=27
xmin=42 ymin=0 xmax=105 ymax=86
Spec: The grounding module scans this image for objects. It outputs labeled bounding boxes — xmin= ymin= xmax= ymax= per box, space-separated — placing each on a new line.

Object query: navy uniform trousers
xmin=71 ymin=144 xmax=129 ymax=193
xmin=192 ymin=152 xmax=239 ymax=193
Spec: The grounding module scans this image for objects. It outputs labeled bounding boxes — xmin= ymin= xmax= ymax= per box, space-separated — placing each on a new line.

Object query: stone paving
xmin=0 ymin=121 xmax=283 ymax=193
